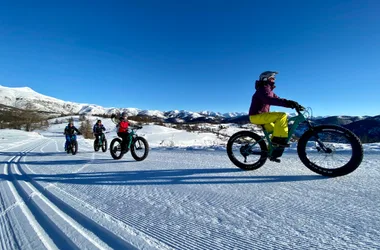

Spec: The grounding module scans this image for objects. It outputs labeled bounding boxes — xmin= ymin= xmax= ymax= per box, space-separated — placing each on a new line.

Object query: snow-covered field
xmin=1 ymin=123 xmax=380 ymax=249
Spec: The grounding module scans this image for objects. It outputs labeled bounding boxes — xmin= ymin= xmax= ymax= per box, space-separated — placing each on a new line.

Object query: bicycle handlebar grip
xmin=296 ymin=105 xmax=306 ymax=112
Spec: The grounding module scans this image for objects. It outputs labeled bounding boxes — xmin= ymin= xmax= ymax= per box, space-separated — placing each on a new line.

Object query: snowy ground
xmin=0 ymin=126 xmax=380 ymax=250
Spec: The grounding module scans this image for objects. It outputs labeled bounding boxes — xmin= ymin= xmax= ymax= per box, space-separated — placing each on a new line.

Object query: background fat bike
xmin=94 ymin=133 xmax=108 ymax=152
xmin=110 ymin=126 xmax=149 ymax=161
xmin=65 ymin=133 xmax=80 ymax=155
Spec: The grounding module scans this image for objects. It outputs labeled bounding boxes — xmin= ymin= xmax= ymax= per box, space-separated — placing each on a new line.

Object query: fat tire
xmin=72 ymin=141 xmax=78 ymax=155
xmin=102 ymin=139 xmax=108 ymax=152
xmin=94 ymin=140 xmax=100 ymax=152
xmin=131 ymin=137 xmax=149 ymax=161
xmin=110 ymin=138 xmax=124 ymax=160
xmin=297 ymin=125 xmax=363 ymax=177
xmin=226 ymin=131 xmax=268 ymax=171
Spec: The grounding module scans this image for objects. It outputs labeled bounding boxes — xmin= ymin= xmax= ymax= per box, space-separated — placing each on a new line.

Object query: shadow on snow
xmin=1 ymin=167 xmax=327 ymax=185
xmin=0 ymin=151 xmax=102 ymax=157
xmin=0 ymin=149 xmax=328 ymax=185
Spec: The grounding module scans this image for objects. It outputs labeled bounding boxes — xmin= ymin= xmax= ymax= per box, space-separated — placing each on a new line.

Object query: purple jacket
xmin=248 ymin=81 xmax=291 ymax=115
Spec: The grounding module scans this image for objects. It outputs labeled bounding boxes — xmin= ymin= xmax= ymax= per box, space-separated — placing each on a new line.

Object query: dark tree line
xmin=0 ymin=104 xmax=50 ymax=131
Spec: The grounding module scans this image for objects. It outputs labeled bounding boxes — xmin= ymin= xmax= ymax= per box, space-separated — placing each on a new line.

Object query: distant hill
xmin=0 ymin=85 xmax=379 ymax=142
xmin=0 ymin=85 xmax=245 ymax=122
xmin=343 ymin=116 xmax=380 ymax=143
xmin=312 ymin=116 xmax=369 ymax=126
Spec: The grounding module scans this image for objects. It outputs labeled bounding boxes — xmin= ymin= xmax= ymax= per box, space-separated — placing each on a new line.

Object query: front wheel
xmin=297 ymin=125 xmax=363 ymax=177
xmin=110 ymin=138 xmax=124 ymax=160
xmin=131 ymin=137 xmax=149 ymax=161
xmin=94 ymin=140 xmax=100 ymax=152
xmin=71 ymin=141 xmax=78 ymax=155
xmin=226 ymin=131 xmax=268 ymax=171
xmin=102 ymin=139 xmax=108 ymax=152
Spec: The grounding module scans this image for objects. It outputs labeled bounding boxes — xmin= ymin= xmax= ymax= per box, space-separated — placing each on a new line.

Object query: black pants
xmin=272 ymin=147 xmax=285 ymax=158
xmin=117 ymin=132 xmax=130 ymax=151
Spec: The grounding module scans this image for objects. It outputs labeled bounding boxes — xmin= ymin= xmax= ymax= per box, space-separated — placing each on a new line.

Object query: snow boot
xmin=270 ymin=137 xmax=289 ymax=163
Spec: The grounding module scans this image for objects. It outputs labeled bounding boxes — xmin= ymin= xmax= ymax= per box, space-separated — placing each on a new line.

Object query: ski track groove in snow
xmin=1 ymin=155 xmax=20 ymax=250
xmin=0 ymin=139 xmax=136 ymax=250
xmin=22 ymin=138 xmax=173 ymax=250
xmin=15 ymin=139 xmax=140 ymax=250
xmin=0 ymin=178 xmax=21 ymax=250
xmin=2 ymin=145 xmax=58 ymax=250
xmin=11 ymin=140 xmax=77 ymax=249
xmin=12 ymin=158 xmax=110 ymax=250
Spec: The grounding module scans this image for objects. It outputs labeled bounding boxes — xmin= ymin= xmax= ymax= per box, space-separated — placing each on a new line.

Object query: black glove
xmin=77 ymin=132 xmax=82 ymax=135
xmin=287 ymin=100 xmax=299 ymax=109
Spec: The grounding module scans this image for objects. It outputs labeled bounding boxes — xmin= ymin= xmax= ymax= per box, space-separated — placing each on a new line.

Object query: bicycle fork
xmin=309 ymin=129 xmax=333 ymax=154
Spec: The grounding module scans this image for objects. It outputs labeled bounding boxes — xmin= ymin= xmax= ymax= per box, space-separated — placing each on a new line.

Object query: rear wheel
xmin=226 ymin=131 xmax=268 ymax=170
xmin=131 ymin=137 xmax=149 ymax=161
xmin=110 ymin=138 xmax=124 ymax=160
xmin=297 ymin=125 xmax=363 ymax=177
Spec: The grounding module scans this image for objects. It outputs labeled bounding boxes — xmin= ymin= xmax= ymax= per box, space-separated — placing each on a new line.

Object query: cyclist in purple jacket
xmin=248 ymin=71 xmax=302 ymax=161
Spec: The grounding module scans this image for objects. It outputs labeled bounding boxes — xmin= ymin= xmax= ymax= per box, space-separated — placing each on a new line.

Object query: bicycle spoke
xmin=133 ymin=140 xmax=146 ymax=158
xmin=304 ymin=131 xmax=353 ymax=169
xmin=227 ymin=131 xmax=267 ymax=170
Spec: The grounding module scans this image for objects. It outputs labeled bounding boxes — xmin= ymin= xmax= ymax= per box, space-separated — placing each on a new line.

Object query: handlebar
xmin=93 ymin=131 xmax=109 ymax=134
xmin=295 ymin=105 xmax=306 ymax=114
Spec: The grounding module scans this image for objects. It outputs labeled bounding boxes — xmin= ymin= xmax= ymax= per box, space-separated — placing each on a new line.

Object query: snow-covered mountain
xmin=0 ymin=85 xmax=245 ymax=121
xmin=0 ymin=85 xmax=374 ymax=126
xmin=0 ymin=85 xmax=107 ymax=115
xmin=1 ymin=85 xmax=380 ymax=142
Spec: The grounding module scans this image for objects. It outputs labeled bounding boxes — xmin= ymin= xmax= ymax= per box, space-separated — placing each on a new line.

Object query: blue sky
xmin=0 ymin=0 xmax=379 ymax=116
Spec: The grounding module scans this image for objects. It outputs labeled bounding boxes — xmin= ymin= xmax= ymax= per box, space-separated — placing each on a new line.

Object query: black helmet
xmin=121 ymin=112 xmax=128 ymax=118
xmin=259 ymin=71 xmax=278 ymax=81
xmin=97 ymin=120 xmax=101 ymax=123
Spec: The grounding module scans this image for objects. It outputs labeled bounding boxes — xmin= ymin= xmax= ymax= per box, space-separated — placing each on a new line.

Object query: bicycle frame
xmin=126 ymin=130 xmax=136 ymax=149
xmin=97 ymin=133 xmax=105 ymax=145
xmin=126 ymin=128 xmax=144 ymax=149
xmin=114 ymin=129 xmax=139 ymax=150
xmin=251 ymin=109 xmax=311 ymax=155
